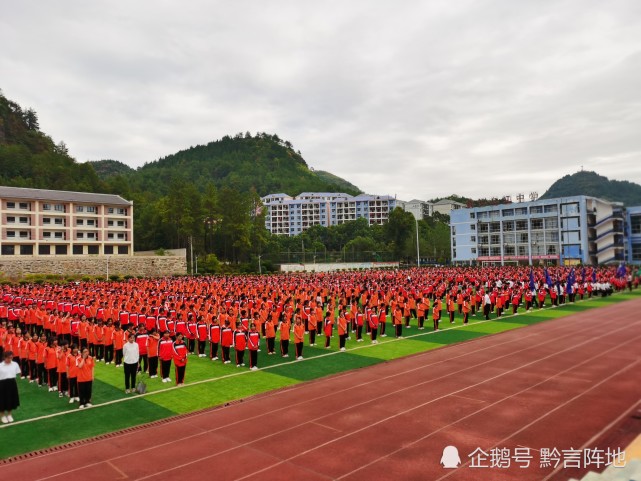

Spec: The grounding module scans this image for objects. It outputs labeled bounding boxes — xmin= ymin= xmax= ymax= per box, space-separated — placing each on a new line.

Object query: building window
xmin=632 ymin=215 xmax=641 ymax=235
xmin=6 ymin=216 xmax=15 ymax=223
xmin=470 ymin=224 xmax=476 ymax=231
xmin=469 ymin=212 xmax=475 ymax=219
xmin=6 ymin=202 xmax=15 ymax=209
xmin=43 ymin=218 xmax=51 ymax=224
xmin=76 ymin=206 xmax=84 ymax=213
xmin=86 ymin=206 xmax=96 ymax=213
xmin=117 ymin=220 xmax=125 ymax=227
xmin=87 ymin=232 xmax=96 ymax=239
xmin=108 ymin=208 xmax=114 ymax=214
xmin=39 ymin=245 xmax=51 ymax=255
xmin=54 ymin=232 xmax=64 ymax=239
xmin=54 ymin=218 xmax=64 ymax=225
xmin=77 ymin=233 xmax=84 ymax=239
xmin=471 ymin=248 xmax=476 ymax=254
xmin=107 ymin=233 xmax=114 ymax=239
xmin=55 ymin=245 xmax=68 ymax=255
xmin=19 ymin=217 xmax=28 ymax=224
xmin=20 ymin=245 xmax=33 ymax=255
xmin=88 ymin=245 xmax=99 ymax=255
xmin=104 ymin=245 xmax=114 ymax=255
xmin=19 ymin=202 xmax=29 ymax=210
xmin=1 ymin=245 xmax=15 ymax=255
xmin=502 ymin=209 xmax=514 ymax=217
xmin=87 ymin=219 xmax=95 ymax=226
xmin=54 ymin=204 xmax=65 ymax=212
xmin=42 ymin=203 xmax=51 ymax=211
xmin=43 ymin=232 xmax=52 ymax=238
xmin=631 ymin=243 xmax=641 ymax=261
xmin=6 ymin=231 xmax=16 ymax=238
xmin=530 ymin=205 xmax=543 ymax=214
xmin=544 ymin=204 xmax=558 ymax=214
xmin=117 ymin=208 xmax=126 ymax=215
xmin=77 ymin=219 xmax=84 ymax=225
xmin=73 ymin=245 xmax=84 ymax=255
xmin=531 ymin=219 xmax=543 ymax=230
xmin=471 ymin=236 xmax=476 ymax=242
xmin=118 ymin=245 xmax=129 ymax=255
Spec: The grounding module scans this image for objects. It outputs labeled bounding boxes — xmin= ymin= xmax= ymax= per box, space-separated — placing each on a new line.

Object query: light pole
xmin=106 ymin=255 xmax=111 ymax=281
xmin=415 ymin=217 xmax=420 ymax=267
xmin=258 ymin=254 xmax=262 ymax=275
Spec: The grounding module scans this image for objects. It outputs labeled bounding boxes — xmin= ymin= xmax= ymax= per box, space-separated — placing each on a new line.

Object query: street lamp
xmin=258 ymin=254 xmax=262 ymax=275
xmin=106 ymin=255 xmax=111 ymax=281
xmin=415 ymin=217 xmax=420 ymax=267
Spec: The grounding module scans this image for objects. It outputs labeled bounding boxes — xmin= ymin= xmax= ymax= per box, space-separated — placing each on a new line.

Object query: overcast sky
xmin=2 ymin=0 xmax=640 ymax=201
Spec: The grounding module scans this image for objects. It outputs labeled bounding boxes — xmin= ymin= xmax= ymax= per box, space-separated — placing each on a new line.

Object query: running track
xmin=2 ymin=299 xmax=641 ymax=481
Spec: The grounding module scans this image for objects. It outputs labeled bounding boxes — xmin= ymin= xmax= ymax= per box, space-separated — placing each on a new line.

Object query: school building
xmin=450 ymin=195 xmax=628 ymax=266
xmin=626 ymin=206 xmax=641 ymax=265
xmin=261 ymin=192 xmax=398 ymax=236
xmin=0 ymin=186 xmax=134 ymax=257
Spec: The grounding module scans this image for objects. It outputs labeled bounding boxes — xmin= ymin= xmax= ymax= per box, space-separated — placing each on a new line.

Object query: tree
xmin=23 ymin=108 xmax=39 ymax=131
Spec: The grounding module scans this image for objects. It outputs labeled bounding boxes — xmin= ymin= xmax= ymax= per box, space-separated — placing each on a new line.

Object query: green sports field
xmin=2 ymin=290 xmax=639 ymax=460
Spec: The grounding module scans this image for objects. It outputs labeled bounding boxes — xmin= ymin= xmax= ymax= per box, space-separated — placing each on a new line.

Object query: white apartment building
xmin=261 ymin=192 xmax=397 ymax=236
xmin=0 ymin=186 xmax=134 ymax=256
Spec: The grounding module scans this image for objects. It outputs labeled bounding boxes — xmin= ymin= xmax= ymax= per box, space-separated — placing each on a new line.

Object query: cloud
xmin=1 ymin=0 xmax=640 ymax=201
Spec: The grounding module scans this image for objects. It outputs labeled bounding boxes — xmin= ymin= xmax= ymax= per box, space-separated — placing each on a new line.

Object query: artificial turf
xmin=1 ymin=289 xmax=640 ymax=459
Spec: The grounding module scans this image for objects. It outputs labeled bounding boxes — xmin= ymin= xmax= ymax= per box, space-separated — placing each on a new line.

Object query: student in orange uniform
xmin=323 ymin=311 xmax=333 ymax=349
xmin=103 ymin=321 xmax=115 ymax=365
xmin=67 ymin=346 xmax=80 ymax=403
xmin=393 ymin=305 xmax=403 ymax=338
xmin=196 ymin=315 xmax=208 ymax=358
xmin=36 ymin=334 xmax=47 ymax=387
xmin=56 ymin=342 xmax=70 ymax=398
xmin=147 ymin=328 xmax=160 ymax=378
xmin=368 ymin=307 xmax=379 ymax=344
xmin=462 ymin=295 xmax=470 ymax=325
xmin=172 ymin=333 xmax=188 ymax=385
xmin=264 ymin=317 xmax=276 ymax=355
xmin=247 ymin=323 xmax=260 ymax=371
xmin=44 ymin=338 xmax=59 ymax=392
xmin=279 ymin=316 xmax=290 ymax=358
xmin=294 ymin=316 xmax=305 ymax=360
xmin=76 ymin=348 xmax=94 ymax=408
xmin=337 ymin=308 xmax=348 ymax=351
xmin=112 ymin=323 xmax=126 ymax=367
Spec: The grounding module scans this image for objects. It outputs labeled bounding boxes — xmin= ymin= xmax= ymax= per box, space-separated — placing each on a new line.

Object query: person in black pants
xmin=122 ymin=334 xmax=139 ymax=394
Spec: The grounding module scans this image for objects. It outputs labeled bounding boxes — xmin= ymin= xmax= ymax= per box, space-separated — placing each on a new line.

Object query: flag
xmin=616 ymin=263 xmax=626 ymax=278
xmin=592 ymin=268 xmax=597 ymax=283
xmin=566 ymin=268 xmax=575 ymax=295
xmin=529 ymin=269 xmax=536 ymax=292
xmin=544 ymin=267 xmax=553 ymax=287
xmin=581 ymin=267 xmax=586 ymax=283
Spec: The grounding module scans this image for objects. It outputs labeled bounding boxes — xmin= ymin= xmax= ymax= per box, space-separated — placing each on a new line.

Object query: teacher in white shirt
xmin=0 ymin=351 xmax=21 ymax=423
xmin=122 ymin=334 xmax=140 ymax=394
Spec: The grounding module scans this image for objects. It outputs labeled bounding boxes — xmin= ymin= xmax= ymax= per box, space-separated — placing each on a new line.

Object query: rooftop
xmin=0 ymin=186 xmax=132 ymax=206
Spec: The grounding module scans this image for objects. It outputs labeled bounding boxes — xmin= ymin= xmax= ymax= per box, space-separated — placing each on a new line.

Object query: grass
xmin=1 ymin=289 xmax=640 ymax=459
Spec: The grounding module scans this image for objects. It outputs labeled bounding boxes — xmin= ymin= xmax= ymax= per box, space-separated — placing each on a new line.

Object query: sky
xmin=2 ymin=0 xmax=640 ymax=201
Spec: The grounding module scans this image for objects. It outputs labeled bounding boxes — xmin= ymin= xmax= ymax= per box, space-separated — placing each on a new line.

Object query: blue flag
xmin=616 ymin=263 xmax=626 ymax=278
xmin=544 ymin=267 xmax=553 ymax=287
xmin=592 ymin=268 xmax=597 ymax=283
xmin=566 ymin=268 xmax=575 ymax=295
xmin=529 ymin=269 xmax=536 ymax=291
xmin=581 ymin=267 xmax=586 ymax=282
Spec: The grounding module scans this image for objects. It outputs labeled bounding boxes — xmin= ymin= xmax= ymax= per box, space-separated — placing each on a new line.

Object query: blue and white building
xmin=625 ymin=206 xmax=641 ymax=264
xmin=261 ymin=192 xmax=397 ymax=236
xmin=450 ymin=195 xmax=626 ymax=266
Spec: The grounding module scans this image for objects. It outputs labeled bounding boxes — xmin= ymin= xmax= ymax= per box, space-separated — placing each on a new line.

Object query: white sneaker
xmin=79 ymin=405 xmax=85 ymax=409
xmin=282 ymin=354 xmax=288 ymax=358
xmin=296 ymin=356 xmax=303 ymax=360
xmin=125 ymin=389 xmax=130 ymax=394
xmin=75 ymin=397 xmax=80 ymax=402
xmin=212 ymin=357 xmax=218 ymax=361
xmin=1 ymin=416 xmax=7 ymax=424
xmin=236 ymin=364 xmax=241 ymax=368
xmin=69 ymin=398 xmax=75 ymax=404
xmin=7 ymin=415 xmax=13 ymax=422
xmin=251 ymin=366 xmax=258 ymax=371
xmin=340 ymin=347 xmax=346 ymax=351
xmin=85 ymin=403 xmax=92 ymax=407
xmin=48 ymin=387 xmax=54 ymax=392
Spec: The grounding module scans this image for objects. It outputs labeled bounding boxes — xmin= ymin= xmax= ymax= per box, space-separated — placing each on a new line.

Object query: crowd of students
xmin=0 ymin=265 xmax=637 ymax=411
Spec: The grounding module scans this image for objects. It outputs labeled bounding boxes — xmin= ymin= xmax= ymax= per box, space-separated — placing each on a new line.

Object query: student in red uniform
xmin=247 ymin=323 xmax=260 ymax=371
xmin=208 ymin=318 xmax=221 ymax=361
xmin=234 ymin=326 xmax=247 ymax=367
xmin=220 ymin=320 xmax=233 ymax=364
xmin=196 ymin=316 xmax=208 ymax=357
xmin=135 ymin=326 xmax=149 ymax=374
xmin=76 ymin=348 xmax=94 ymax=408
xmin=294 ymin=317 xmax=305 ymax=360
xmin=172 ymin=334 xmax=188 ymax=386
xmin=368 ymin=308 xmax=379 ymax=344
xmin=158 ymin=331 xmax=174 ymax=383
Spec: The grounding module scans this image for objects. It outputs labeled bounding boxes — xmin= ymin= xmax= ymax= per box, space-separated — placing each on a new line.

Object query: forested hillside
xmin=542 ymin=170 xmax=641 ymax=206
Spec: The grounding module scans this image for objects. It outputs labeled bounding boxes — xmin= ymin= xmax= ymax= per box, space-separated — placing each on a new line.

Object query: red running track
xmin=2 ymin=299 xmax=641 ymax=481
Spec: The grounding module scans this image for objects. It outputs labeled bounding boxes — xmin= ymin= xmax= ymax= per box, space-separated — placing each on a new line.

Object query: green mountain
xmin=87 ymin=159 xmax=134 ymax=178
xmin=89 ymin=133 xmax=361 ymax=197
xmin=0 ymin=91 xmax=104 ymax=192
xmin=541 ymin=170 xmax=641 ymax=206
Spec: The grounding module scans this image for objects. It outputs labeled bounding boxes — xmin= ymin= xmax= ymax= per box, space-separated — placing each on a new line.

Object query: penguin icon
xmin=440 ymin=445 xmax=461 ymax=469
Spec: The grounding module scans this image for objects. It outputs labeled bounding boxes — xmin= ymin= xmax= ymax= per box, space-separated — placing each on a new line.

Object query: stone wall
xmin=0 ymin=255 xmax=187 ymax=279
xmin=280 ymin=261 xmax=399 ymax=273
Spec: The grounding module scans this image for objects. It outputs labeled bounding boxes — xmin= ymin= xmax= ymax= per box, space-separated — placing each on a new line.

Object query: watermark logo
xmin=441 ymin=445 xmax=461 ymax=469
